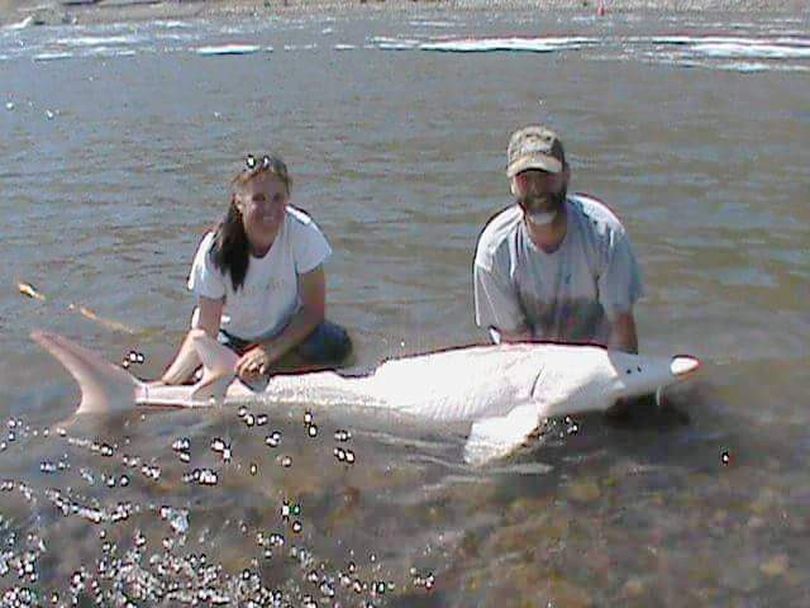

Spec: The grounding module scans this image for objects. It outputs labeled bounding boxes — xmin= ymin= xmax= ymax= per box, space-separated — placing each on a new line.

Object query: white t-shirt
xmin=188 ymin=206 xmax=331 ymax=341
xmin=474 ymin=193 xmax=643 ymax=345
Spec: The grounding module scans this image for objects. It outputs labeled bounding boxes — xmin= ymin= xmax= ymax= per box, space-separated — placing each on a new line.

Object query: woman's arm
xmin=236 ymin=266 xmax=326 ymax=380
xmin=160 ymin=296 xmax=224 ymax=384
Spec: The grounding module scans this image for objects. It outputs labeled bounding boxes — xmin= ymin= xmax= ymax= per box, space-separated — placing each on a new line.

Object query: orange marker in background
xmin=17 ymin=280 xmax=136 ymax=335
xmin=17 ymin=281 xmax=46 ymax=301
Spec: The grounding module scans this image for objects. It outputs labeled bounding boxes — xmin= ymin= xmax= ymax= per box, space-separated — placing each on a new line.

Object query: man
xmin=473 ymin=125 xmax=643 ymax=353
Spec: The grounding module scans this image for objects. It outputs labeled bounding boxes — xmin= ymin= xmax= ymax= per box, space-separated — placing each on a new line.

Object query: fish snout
xmin=670 ymin=355 xmax=700 ymax=378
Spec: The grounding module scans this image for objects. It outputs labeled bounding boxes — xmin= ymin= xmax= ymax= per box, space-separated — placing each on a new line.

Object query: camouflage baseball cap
xmin=506 ymin=125 xmax=566 ymax=177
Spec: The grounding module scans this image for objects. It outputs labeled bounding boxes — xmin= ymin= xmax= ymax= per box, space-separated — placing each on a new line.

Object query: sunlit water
xmin=1 ymin=8 xmax=808 ymax=606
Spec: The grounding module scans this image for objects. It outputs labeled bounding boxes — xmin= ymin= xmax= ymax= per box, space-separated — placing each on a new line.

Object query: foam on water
xmin=32 ymin=52 xmax=74 ymax=62
xmin=691 ymin=42 xmax=810 ymax=59
xmin=194 ymin=44 xmax=262 ymax=56
xmin=2 ymin=15 xmax=35 ymax=31
xmin=155 ymin=20 xmax=192 ymax=30
xmin=0 ymin=15 xmax=806 ymax=76
xmin=283 ymin=43 xmax=318 ymax=51
xmin=55 ymin=34 xmax=142 ymax=47
xmin=83 ymin=48 xmax=137 ymax=58
xmin=371 ymin=36 xmax=421 ymax=51
xmin=647 ymin=35 xmax=810 ymax=58
xmin=419 ymin=36 xmax=596 ymax=53
xmin=716 ymin=61 xmax=810 ymax=73
xmin=408 ymin=20 xmax=460 ymax=29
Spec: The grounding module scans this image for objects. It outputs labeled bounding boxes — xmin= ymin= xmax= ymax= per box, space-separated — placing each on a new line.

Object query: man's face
xmin=513 ymin=169 xmax=567 ymax=209
xmin=512 ymin=169 xmax=568 ymax=226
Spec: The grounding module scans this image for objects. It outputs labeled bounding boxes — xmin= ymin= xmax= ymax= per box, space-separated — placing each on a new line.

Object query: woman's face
xmin=235 ymin=172 xmax=289 ymax=253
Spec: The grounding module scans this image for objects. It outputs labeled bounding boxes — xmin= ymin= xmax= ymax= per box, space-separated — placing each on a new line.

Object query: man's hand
xmin=236 ymin=345 xmax=274 ymax=383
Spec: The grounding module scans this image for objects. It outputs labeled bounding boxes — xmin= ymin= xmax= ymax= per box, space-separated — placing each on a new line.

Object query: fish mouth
xmin=670 ymin=355 xmax=700 ymax=378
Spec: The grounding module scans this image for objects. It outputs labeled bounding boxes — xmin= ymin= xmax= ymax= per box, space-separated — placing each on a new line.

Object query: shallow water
xmin=1 ymin=8 xmax=809 ymax=606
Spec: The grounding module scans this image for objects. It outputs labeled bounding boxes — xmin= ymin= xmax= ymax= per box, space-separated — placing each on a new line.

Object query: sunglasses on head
xmin=245 ymin=154 xmax=272 ymax=171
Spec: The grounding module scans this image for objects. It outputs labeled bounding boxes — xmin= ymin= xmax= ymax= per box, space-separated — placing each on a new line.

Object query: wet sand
xmin=2 ymin=0 xmax=808 ymax=28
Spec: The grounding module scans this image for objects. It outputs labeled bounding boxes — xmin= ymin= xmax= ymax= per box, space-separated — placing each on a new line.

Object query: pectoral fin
xmin=463 ymin=403 xmax=540 ymax=466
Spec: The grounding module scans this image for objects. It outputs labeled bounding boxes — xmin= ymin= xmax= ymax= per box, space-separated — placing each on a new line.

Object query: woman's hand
xmin=236 ymin=345 xmax=275 ymax=383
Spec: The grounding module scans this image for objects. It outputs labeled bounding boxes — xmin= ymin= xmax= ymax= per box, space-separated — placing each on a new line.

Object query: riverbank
xmin=2 ymin=0 xmax=808 ymax=28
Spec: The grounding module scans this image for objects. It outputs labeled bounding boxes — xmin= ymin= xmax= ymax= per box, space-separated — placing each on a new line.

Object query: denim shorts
xmin=218 ymin=320 xmax=352 ymax=366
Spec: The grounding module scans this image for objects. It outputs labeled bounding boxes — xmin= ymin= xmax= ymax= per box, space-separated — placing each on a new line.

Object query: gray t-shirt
xmin=473 ymin=193 xmax=643 ymax=345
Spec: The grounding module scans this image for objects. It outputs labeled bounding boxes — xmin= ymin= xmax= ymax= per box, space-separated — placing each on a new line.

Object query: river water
xmin=1 ymin=7 xmax=808 ymax=607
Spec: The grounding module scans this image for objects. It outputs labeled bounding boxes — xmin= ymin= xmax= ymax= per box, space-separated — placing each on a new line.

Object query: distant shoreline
xmin=2 ymin=0 xmax=808 ymax=27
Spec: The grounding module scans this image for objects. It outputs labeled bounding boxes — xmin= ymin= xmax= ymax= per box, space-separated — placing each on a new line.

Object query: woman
xmin=160 ymin=154 xmax=351 ymax=385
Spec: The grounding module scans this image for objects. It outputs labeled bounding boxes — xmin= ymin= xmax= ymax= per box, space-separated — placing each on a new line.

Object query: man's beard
xmin=518 ymin=189 xmax=566 ymax=226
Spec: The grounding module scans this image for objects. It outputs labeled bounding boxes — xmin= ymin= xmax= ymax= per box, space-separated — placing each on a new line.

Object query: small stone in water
xmin=759 ymin=554 xmax=789 ymax=577
xmin=622 ymin=577 xmax=645 ymax=597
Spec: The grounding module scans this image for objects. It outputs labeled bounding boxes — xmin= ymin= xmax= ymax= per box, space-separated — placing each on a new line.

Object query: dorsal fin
xmin=31 ymin=330 xmax=141 ymax=415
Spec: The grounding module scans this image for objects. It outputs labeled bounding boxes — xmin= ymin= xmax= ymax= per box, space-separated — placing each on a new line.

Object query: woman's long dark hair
xmin=210 ymin=198 xmax=250 ymax=291
xmin=209 ymin=155 xmax=292 ymax=291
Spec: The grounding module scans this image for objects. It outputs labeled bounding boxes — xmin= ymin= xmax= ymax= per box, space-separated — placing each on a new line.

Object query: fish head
xmin=525 ymin=345 xmax=701 ymax=417
xmin=608 ymin=351 xmax=701 ymax=400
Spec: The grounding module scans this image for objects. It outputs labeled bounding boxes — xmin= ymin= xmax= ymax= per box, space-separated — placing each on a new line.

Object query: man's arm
xmin=496 ymin=327 xmax=534 ymax=343
xmin=607 ymin=311 xmax=638 ymax=353
xmin=473 ymin=259 xmax=529 ymax=343
xmin=597 ymin=226 xmax=643 ymax=353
